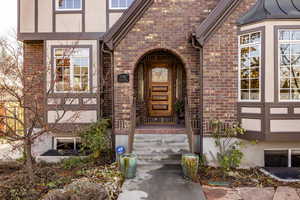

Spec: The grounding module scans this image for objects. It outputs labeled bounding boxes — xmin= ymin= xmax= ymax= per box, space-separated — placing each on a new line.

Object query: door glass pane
xmin=152 ymin=68 xmax=168 ymax=82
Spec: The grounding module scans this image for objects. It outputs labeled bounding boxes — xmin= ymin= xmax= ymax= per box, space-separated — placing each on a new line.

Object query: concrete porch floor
xmin=135 ymin=124 xmax=186 ymax=134
xmin=117 ymin=164 xmax=206 ymax=200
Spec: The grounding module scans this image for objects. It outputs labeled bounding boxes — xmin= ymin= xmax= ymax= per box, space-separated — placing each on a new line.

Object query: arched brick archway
xmin=133 ymin=49 xmax=187 ymax=125
xmin=113 ymin=45 xmax=202 ymax=135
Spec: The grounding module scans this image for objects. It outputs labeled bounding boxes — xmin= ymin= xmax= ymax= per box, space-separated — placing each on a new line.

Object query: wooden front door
xmin=148 ymin=64 xmax=173 ymax=117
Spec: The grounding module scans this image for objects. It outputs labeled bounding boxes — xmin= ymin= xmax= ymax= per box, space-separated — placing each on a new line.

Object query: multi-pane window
xmin=239 ymin=32 xmax=261 ymax=101
xmin=57 ymin=0 xmax=82 ymax=10
xmin=279 ymin=30 xmax=300 ymax=101
xmin=54 ymin=48 xmax=89 ymax=92
xmin=0 ymin=102 xmax=23 ymax=134
xmin=110 ymin=0 xmax=134 ymax=9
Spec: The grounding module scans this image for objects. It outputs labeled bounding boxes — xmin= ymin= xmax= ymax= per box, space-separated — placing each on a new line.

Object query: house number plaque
xmin=117 ymin=74 xmax=130 ymax=83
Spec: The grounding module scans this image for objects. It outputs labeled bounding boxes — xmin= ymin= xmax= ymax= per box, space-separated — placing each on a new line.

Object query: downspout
xmin=191 ymin=33 xmax=204 ymax=155
xmin=101 ymin=42 xmax=116 ymax=152
xmin=99 ymin=40 xmax=104 ymax=118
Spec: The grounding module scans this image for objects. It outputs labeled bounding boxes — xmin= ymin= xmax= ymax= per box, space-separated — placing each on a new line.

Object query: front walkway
xmin=203 ymin=186 xmax=300 ymax=200
xmin=118 ymin=164 xmax=206 ymax=200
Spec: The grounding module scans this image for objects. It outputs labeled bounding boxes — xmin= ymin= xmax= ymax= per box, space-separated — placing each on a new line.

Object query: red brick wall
xmin=102 ymin=52 xmax=113 ymax=118
xmin=202 ymin=0 xmax=257 ymax=134
xmin=113 ymin=0 xmax=220 ymax=134
xmin=23 ymin=40 xmax=45 ymax=125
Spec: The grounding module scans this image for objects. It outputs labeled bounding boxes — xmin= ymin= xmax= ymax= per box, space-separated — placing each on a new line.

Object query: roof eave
xmin=195 ymin=0 xmax=241 ymax=46
xmin=103 ymin=0 xmax=154 ymax=50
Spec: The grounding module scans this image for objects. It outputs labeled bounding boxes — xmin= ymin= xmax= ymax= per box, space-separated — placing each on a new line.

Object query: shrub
xmin=61 ymin=157 xmax=90 ymax=170
xmin=79 ymin=118 xmax=112 ymax=159
xmin=210 ymin=120 xmax=245 ymax=173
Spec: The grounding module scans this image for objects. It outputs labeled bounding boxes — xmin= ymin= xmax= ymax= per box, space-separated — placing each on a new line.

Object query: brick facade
xmin=22 ymin=0 xmax=259 ymax=137
xmin=113 ymin=0 xmax=220 ymax=134
xmin=23 ymin=41 xmax=45 ymax=126
xmin=202 ymin=0 xmax=257 ymax=134
xmin=102 ymin=52 xmax=113 ymax=118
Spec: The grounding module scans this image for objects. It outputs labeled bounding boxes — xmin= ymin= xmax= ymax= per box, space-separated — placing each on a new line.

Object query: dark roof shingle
xmin=238 ymin=0 xmax=300 ymax=25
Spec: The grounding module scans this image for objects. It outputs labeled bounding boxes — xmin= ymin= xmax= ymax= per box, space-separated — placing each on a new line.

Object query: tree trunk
xmin=24 ymin=139 xmax=35 ymax=183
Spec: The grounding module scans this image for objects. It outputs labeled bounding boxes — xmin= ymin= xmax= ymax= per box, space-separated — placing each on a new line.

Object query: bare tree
xmin=0 ymin=35 xmax=80 ymax=183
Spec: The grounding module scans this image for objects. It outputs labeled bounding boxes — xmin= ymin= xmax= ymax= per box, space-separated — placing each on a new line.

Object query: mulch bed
xmin=0 ymin=152 xmax=117 ymax=200
xmin=198 ymin=166 xmax=300 ymax=188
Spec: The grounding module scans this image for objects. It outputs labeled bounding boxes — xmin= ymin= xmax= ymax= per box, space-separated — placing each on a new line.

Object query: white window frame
xmin=109 ymin=0 xmax=133 ymax=10
xmin=54 ymin=137 xmax=81 ymax=151
xmin=278 ymin=29 xmax=300 ymax=102
xmin=56 ymin=0 xmax=82 ymax=11
xmin=53 ymin=47 xmax=90 ymax=93
xmin=238 ymin=31 xmax=262 ymax=102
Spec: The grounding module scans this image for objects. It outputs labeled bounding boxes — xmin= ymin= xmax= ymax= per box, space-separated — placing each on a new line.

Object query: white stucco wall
xmin=38 ymin=0 xmax=52 ymax=32
xmin=241 ymin=118 xmax=261 ymax=132
xmin=20 ymin=0 xmax=35 ymax=32
xmin=109 ymin=13 xmax=123 ymax=28
xmin=85 ymin=0 xmax=107 ymax=32
xmin=47 ymin=110 xmax=97 ymax=123
xmin=31 ymin=130 xmax=54 ymax=158
xmin=203 ymin=137 xmax=300 ymax=168
xmin=241 ymin=107 xmax=261 ymax=114
xmin=56 ymin=14 xmax=82 ymax=32
xmin=0 ymin=143 xmax=22 ymax=161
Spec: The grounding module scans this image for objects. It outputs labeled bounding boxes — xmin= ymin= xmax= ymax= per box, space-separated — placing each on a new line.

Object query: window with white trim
xmin=54 ymin=137 xmax=82 ymax=153
xmin=110 ymin=0 xmax=134 ymax=9
xmin=57 ymin=0 xmax=82 ymax=11
xmin=54 ymin=48 xmax=89 ymax=93
xmin=265 ymin=149 xmax=300 ymax=168
xmin=239 ymin=32 xmax=261 ymax=101
xmin=279 ymin=29 xmax=300 ymax=101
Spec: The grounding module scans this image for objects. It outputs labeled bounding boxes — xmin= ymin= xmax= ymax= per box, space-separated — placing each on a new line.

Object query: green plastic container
xmin=119 ymin=153 xmax=137 ymax=179
xmin=181 ymin=153 xmax=199 ymax=180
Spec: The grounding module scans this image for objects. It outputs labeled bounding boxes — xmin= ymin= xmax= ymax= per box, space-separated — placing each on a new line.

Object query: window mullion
xmin=70 ymin=56 xmax=74 ymax=92
xmin=74 ymin=138 xmax=76 ymax=151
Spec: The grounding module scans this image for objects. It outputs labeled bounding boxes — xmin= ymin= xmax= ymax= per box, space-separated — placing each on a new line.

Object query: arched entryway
xmin=133 ymin=49 xmax=187 ymax=126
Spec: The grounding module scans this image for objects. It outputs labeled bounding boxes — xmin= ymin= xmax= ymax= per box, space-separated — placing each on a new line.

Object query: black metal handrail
xmin=128 ymin=97 xmax=136 ymax=153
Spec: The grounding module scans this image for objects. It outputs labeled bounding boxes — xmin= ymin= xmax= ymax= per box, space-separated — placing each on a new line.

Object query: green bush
xmin=79 ymin=118 xmax=112 ymax=159
xmin=61 ymin=157 xmax=90 ymax=170
xmin=174 ymin=99 xmax=184 ymax=114
xmin=210 ymin=120 xmax=245 ymax=173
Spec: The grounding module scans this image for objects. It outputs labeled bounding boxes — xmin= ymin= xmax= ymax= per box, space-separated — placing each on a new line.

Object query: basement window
xmin=265 ymin=150 xmax=288 ymax=167
xmin=265 ymin=149 xmax=300 ymax=167
xmin=292 ymin=150 xmax=300 ymax=167
xmin=54 ymin=137 xmax=81 ymax=153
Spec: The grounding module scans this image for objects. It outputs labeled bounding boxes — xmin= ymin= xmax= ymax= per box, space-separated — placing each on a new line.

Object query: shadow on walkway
xmin=118 ymin=164 xmax=206 ymax=200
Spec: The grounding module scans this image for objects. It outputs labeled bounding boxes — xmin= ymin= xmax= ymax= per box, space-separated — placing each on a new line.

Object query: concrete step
xmin=135 ymin=153 xmax=182 ymax=161
xmin=133 ymin=134 xmax=189 ymax=166
xmin=134 ymin=134 xmax=188 ymax=143
xmin=138 ymin=159 xmax=181 ymax=166
xmin=133 ymin=142 xmax=189 ymax=149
